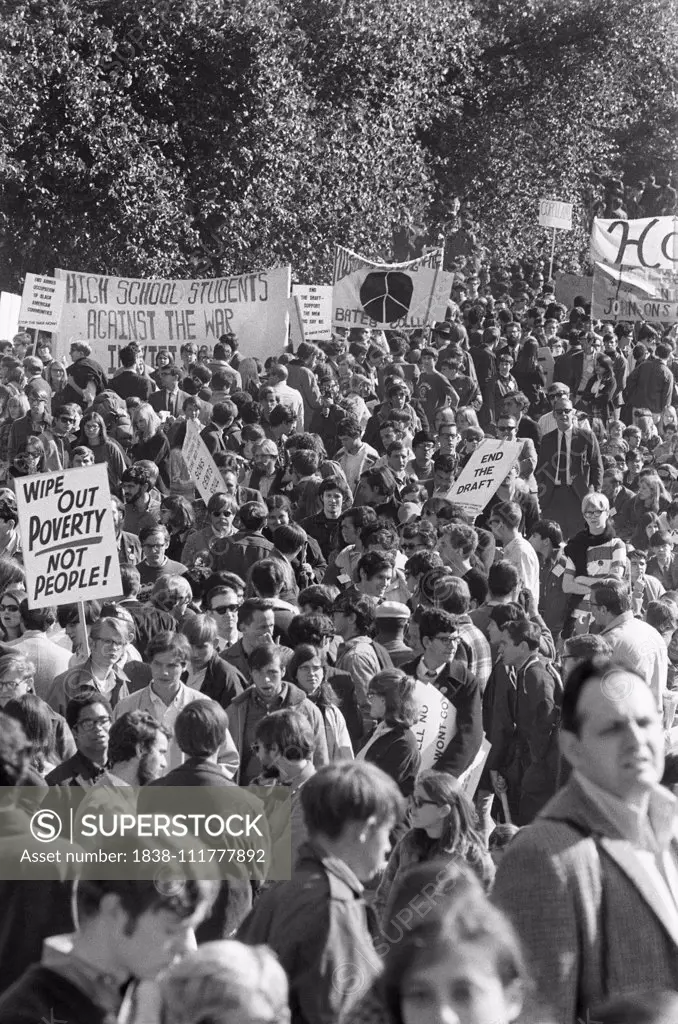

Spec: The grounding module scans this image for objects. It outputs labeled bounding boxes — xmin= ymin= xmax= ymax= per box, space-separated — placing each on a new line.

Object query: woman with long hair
xmin=159 ymin=495 xmax=196 ymax=563
xmin=512 ymin=337 xmax=547 ymax=418
xmin=238 ymin=356 xmax=263 ymax=400
xmin=0 ymin=584 xmax=26 ymax=641
xmin=4 ymin=692 xmax=57 ymax=777
xmin=0 ymin=391 xmax=28 ymax=483
xmin=75 ymin=409 xmax=127 ymax=494
xmin=615 ymin=469 xmax=672 ymax=548
xmin=46 ymin=361 xmax=68 ymax=411
xmin=374 ymin=770 xmax=495 ymax=927
xmin=180 ymin=491 xmax=237 ymax=568
xmin=579 ymin=353 xmax=616 ymax=427
xmin=129 ymin=402 xmax=171 ymax=492
xmin=287 ymin=644 xmax=354 ymax=760
xmin=151 ymin=348 xmax=174 ymax=386
xmin=357 ymin=669 xmax=421 ymax=798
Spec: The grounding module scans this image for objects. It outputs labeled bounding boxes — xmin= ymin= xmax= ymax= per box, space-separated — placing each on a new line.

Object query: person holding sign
xmin=401 ymin=609 xmax=482 ymax=779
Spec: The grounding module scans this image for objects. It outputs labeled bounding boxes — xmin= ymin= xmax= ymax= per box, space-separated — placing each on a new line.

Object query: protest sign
xmin=291 ymin=284 xmax=332 ymax=340
xmin=18 ymin=273 xmax=66 ymax=332
xmin=53 ymin=266 xmax=291 ymax=371
xmin=538 ymin=200 xmax=573 ymax=231
xmin=332 ymin=246 xmax=453 ymax=329
xmin=554 ymin=273 xmax=593 ymax=309
xmin=182 ymin=420 xmax=223 ymax=505
xmin=0 ymin=291 xmax=20 ymax=340
xmin=413 ymin=679 xmax=457 ymax=772
xmin=288 ymin=294 xmax=306 ymax=348
xmin=15 ymin=464 xmax=122 ymax=609
xmin=457 ymin=737 xmax=491 ymax=799
xmin=591 ymin=215 xmax=678 ymax=270
xmin=592 ymin=262 xmax=678 ymax=322
xmin=443 ymin=439 xmax=523 ymax=517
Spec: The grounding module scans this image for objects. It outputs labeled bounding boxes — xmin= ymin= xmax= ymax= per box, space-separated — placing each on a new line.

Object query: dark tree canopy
xmin=0 ymin=0 xmax=675 ymax=290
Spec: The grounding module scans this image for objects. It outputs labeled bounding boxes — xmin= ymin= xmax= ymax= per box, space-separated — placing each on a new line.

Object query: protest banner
xmin=443 ymin=439 xmax=523 ymax=517
xmin=15 ymin=464 xmax=122 ymax=610
xmin=291 ymin=284 xmax=332 ymax=340
xmin=591 ymin=215 xmax=678 ymax=270
xmin=53 ymin=266 xmax=291 ymax=371
xmin=332 ymin=246 xmax=453 ymax=329
xmin=592 ymin=262 xmax=678 ymax=322
xmin=18 ymin=273 xmax=66 ymax=333
xmin=413 ymin=679 xmax=457 ymax=772
xmin=181 ymin=419 xmax=223 ymax=505
xmin=288 ymin=294 xmax=306 ymax=349
xmin=554 ymin=272 xmax=593 ymax=309
xmin=538 ymin=200 xmax=573 ymax=231
xmin=0 ymin=291 xmax=20 ymax=340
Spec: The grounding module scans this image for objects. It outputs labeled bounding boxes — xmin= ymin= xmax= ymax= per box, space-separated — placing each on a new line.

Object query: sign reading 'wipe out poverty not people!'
xmin=332 ymin=246 xmax=454 ymax=329
xmin=15 ymin=464 xmax=122 ymax=609
xmin=443 ymin=439 xmax=523 ymax=517
xmin=53 ymin=266 xmax=291 ymax=371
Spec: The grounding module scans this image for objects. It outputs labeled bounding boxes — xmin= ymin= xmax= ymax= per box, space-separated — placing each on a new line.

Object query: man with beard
xmin=91 ymin=709 xmax=169 ymax=787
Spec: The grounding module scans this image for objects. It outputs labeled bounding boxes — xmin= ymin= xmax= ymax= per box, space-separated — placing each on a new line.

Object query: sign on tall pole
xmin=538 ymin=200 xmax=573 ymax=281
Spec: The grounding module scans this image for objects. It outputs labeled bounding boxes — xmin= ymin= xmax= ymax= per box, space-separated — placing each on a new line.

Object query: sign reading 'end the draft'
xmin=16 ymin=464 xmax=122 ymax=609
xmin=443 ymin=439 xmax=523 ymax=516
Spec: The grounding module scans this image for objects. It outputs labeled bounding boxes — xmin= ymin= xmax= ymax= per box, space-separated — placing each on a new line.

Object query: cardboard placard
xmin=19 ymin=273 xmax=66 ymax=332
xmin=16 ymin=464 xmax=122 ymax=609
xmin=443 ymin=439 xmax=523 ymax=517
xmin=181 ymin=420 xmax=223 ymax=505
xmin=291 ymin=284 xmax=332 ymax=340
xmin=539 ymin=200 xmax=573 ymax=231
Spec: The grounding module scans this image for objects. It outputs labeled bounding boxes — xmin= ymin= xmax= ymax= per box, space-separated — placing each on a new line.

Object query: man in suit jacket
xmin=401 ymin=607 xmax=483 ymax=779
xmin=553 ymin=336 xmax=585 ymax=397
xmin=493 ymin=657 xmax=678 ymax=1024
xmin=536 ymin=397 xmax=603 ymax=540
xmin=148 ymin=364 xmax=190 ymax=417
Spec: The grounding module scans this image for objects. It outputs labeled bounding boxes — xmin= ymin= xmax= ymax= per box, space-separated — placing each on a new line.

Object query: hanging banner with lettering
xmin=15 ymin=465 xmax=122 ymax=609
xmin=181 ymin=420 xmax=223 ymax=505
xmin=291 ymin=284 xmax=332 ymax=340
xmin=53 ymin=266 xmax=292 ymax=372
xmin=18 ymin=274 xmax=67 ymax=332
xmin=591 ymin=216 xmax=678 ymax=270
xmin=592 ymin=263 xmax=678 ymax=322
xmin=443 ymin=439 xmax=523 ymax=517
xmin=538 ymin=200 xmax=573 ymax=231
xmin=332 ymin=246 xmax=454 ymax=329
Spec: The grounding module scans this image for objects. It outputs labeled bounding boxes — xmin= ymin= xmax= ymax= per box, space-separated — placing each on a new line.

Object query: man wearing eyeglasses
xmin=47 ymin=617 xmax=131 ymax=717
xmin=46 ymin=692 xmax=113 ymax=786
xmin=137 ymin=525 xmax=187 ymax=587
xmin=536 ymin=397 xmax=603 ymax=540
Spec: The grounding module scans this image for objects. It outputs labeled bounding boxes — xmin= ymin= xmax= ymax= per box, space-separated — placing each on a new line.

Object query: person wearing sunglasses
xmin=180 ymin=492 xmax=237 ymax=569
xmin=206 ymin=584 xmax=243 ymax=650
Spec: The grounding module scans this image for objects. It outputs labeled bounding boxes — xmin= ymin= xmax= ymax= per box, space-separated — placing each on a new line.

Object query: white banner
xmin=591 ymin=216 xmax=678 ymax=270
xmin=54 ymin=266 xmax=291 ymax=371
xmin=181 ymin=420 xmax=223 ymax=505
xmin=0 ymin=292 xmax=21 ymax=341
xmin=592 ymin=262 xmax=678 ymax=322
xmin=291 ymin=284 xmax=332 ymax=340
xmin=16 ymin=464 xmax=122 ymax=609
xmin=332 ymin=246 xmax=453 ymax=329
xmin=444 ymin=439 xmax=523 ymax=517
xmin=18 ymin=274 xmax=66 ymax=332
xmin=539 ymin=199 xmax=573 ymax=231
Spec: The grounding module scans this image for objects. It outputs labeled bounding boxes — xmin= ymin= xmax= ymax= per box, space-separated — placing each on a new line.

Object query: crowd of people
xmin=1 ymin=257 xmax=678 ymax=1024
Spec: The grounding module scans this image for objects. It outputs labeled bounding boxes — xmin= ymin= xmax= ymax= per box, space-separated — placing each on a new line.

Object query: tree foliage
xmin=0 ymin=0 xmax=675 ymax=290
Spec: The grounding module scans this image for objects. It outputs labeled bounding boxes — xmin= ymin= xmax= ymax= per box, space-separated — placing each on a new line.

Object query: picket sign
xmin=443 ymin=439 xmax=523 ymax=517
xmin=18 ymin=273 xmax=66 ymax=332
xmin=291 ymin=284 xmax=332 ymax=340
xmin=181 ymin=419 xmax=223 ymax=505
xmin=15 ymin=464 xmax=122 ymax=610
xmin=412 ymin=679 xmax=490 ymax=797
xmin=538 ymin=199 xmax=573 ymax=281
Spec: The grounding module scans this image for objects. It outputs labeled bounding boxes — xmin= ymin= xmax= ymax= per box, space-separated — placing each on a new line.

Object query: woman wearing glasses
xmin=374 ymin=769 xmax=495 ymax=926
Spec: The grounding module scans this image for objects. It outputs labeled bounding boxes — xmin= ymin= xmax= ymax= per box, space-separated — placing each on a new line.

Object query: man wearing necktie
xmin=149 ymin=365 xmax=190 ymax=420
xmin=536 ymin=398 xmax=603 ymax=541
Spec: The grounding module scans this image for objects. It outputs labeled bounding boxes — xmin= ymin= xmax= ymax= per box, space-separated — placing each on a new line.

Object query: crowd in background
xmin=1 ymin=254 xmax=678 ymax=1024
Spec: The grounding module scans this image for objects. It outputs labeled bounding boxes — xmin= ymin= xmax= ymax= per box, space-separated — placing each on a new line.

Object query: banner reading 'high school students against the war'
xmin=54 ymin=266 xmax=291 ymax=371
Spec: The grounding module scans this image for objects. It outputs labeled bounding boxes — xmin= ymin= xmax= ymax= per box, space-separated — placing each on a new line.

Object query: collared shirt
xmin=504 ymin=535 xmax=540 ymax=605
xmin=454 ymin=614 xmax=492 ymax=693
xmin=575 ymin=772 xmax=678 ymax=916
xmin=416 ymin=656 xmax=446 ymax=683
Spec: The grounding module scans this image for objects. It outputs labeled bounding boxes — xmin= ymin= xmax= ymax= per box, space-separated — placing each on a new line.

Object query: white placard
xmin=413 ymin=679 xmax=458 ymax=771
xmin=181 ymin=420 xmax=223 ymax=505
xmin=538 ymin=199 xmax=573 ymax=231
xmin=16 ymin=464 xmax=122 ymax=609
xmin=444 ymin=439 xmax=523 ymax=517
xmin=292 ymin=284 xmax=333 ymax=340
xmin=18 ymin=273 xmax=66 ymax=332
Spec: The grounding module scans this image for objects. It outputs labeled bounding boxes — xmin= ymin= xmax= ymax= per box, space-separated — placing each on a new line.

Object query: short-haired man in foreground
xmin=238 ymin=761 xmax=404 ymax=1024
xmin=493 ymin=658 xmax=678 ymax=1024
